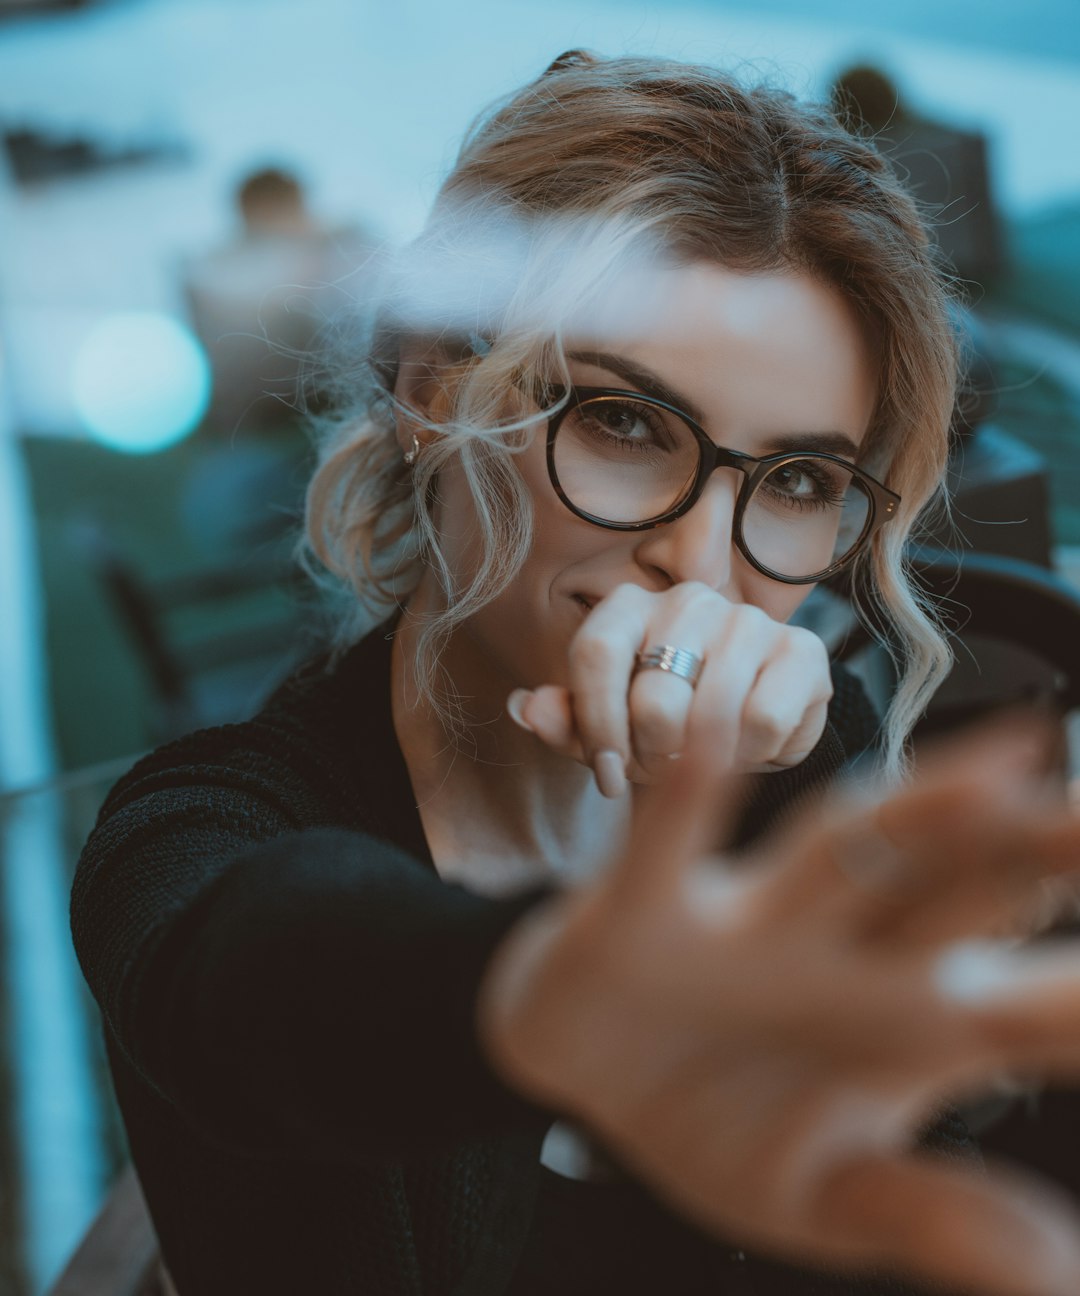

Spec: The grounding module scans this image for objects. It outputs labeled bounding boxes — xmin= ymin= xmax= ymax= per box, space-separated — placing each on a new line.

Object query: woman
xmin=73 ymin=52 xmax=1080 ymax=1296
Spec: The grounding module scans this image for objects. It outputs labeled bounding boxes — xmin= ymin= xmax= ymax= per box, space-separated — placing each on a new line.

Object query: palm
xmin=480 ymin=720 xmax=1080 ymax=1296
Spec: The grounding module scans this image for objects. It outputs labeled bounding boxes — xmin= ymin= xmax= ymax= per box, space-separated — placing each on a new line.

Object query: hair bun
xmin=541 ymin=49 xmax=598 ymax=77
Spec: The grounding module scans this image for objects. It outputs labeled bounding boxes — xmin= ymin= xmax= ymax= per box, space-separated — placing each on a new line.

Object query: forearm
xmin=77 ymin=818 xmax=555 ymax=1160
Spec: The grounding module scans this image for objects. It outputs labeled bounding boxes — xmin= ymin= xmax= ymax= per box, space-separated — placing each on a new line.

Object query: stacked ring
xmin=634 ymin=644 xmax=705 ymax=689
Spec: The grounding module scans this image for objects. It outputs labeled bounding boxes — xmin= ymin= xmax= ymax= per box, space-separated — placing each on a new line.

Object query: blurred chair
xmin=919 ymin=308 xmax=1054 ymax=569
xmin=833 ymin=546 xmax=1080 ymax=752
xmin=934 ymin=422 xmax=1053 ymax=568
xmin=80 ymin=523 xmax=319 ymax=742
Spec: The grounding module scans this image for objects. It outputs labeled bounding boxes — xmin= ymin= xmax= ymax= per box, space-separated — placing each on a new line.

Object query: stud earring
xmin=403 ymin=435 xmax=421 ymax=466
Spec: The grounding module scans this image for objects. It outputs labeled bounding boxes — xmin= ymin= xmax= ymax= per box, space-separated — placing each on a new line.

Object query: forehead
xmin=565 ymin=261 xmax=878 ymax=445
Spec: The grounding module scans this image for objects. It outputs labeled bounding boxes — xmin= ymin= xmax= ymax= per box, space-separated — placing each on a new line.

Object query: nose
xmin=633 ymin=469 xmax=744 ymax=593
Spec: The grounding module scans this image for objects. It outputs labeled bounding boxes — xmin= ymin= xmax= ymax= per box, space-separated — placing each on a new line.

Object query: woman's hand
xmin=507 ymin=582 xmax=833 ymax=796
xmin=477 ymin=719 xmax=1080 ymax=1296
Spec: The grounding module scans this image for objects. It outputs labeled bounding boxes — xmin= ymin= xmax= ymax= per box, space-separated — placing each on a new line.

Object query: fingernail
xmin=506 ymin=689 xmax=534 ymax=732
xmin=594 ymin=750 xmax=627 ymax=800
xmin=934 ymin=941 xmax=1015 ymax=1003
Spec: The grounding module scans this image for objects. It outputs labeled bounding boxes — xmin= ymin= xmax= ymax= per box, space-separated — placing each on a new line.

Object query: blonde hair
xmin=304 ymin=51 xmax=957 ymax=776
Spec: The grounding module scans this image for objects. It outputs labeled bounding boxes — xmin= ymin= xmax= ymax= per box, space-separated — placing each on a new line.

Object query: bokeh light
xmin=71 ymin=312 xmax=211 ymax=453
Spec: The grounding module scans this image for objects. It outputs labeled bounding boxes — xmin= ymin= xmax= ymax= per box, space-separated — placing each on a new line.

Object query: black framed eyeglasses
xmin=545 ymin=386 xmax=900 ymax=585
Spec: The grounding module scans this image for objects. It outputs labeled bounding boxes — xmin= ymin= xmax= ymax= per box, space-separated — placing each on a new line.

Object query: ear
xmin=392 ymin=339 xmax=463 ymax=457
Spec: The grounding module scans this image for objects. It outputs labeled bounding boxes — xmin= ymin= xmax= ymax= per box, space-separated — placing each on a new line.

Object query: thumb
xmin=507 ymin=686 xmax=586 ymax=762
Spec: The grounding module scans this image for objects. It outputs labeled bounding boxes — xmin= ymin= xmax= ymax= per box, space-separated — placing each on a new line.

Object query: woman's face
xmin=417 ymin=261 xmax=878 ymax=701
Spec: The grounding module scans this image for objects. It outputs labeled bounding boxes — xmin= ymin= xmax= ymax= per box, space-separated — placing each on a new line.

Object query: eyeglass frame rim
xmin=544 ymin=385 xmax=902 ymax=586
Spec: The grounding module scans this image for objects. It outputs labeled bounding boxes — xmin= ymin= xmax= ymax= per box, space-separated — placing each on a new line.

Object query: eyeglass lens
xmin=551 ymin=395 xmax=872 ymax=580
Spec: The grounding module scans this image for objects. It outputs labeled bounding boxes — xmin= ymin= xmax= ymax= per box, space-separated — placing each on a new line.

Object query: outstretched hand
xmin=478 ymin=717 xmax=1080 ymax=1296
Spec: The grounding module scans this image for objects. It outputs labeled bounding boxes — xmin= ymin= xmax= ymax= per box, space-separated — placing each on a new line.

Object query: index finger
xmin=751 ymin=712 xmax=1063 ymax=928
xmin=568 ymin=584 xmax=651 ymax=767
xmin=936 ymin=941 xmax=1080 ymax=1076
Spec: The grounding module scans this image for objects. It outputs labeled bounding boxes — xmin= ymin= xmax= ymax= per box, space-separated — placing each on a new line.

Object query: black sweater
xmin=72 ymin=623 xmax=949 ymax=1295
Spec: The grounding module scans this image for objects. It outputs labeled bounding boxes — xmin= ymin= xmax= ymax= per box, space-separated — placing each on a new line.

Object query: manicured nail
xmin=934 ymin=941 xmax=1015 ymax=1003
xmin=594 ymin=749 xmax=627 ymax=800
xmin=506 ymin=689 xmax=534 ymax=732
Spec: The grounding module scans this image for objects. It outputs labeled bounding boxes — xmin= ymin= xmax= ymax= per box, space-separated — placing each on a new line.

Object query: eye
xmin=771 ymin=464 xmax=818 ymax=497
xmin=762 ymin=459 xmax=849 ymax=510
xmin=577 ymin=399 xmax=678 ymax=452
xmin=603 ymin=407 xmax=640 ymax=435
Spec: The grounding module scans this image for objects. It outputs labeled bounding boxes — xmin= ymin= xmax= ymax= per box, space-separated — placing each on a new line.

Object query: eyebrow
xmin=566 ymin=348 xmax=863 ymax=462
xmin=567 ymin=349 xmax=707 ymax=425
xmin=762 ymin=431 xmax=862 ymax=460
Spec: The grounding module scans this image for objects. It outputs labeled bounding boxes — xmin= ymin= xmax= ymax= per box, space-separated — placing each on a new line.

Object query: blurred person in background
xmin=169 ymin=165 xmax=382 ymax=654
xmin=831 ymin=62 xmax=1004 ymax=290
xmin=183 ymin=164 xmax=377 ymax=437
xmin=72 ymin=50 xmax=1080 ymax=1296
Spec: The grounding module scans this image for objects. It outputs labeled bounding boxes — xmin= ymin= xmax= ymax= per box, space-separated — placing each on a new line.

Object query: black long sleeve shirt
xmin=72 ymin=623 xmax=943 ymax=1295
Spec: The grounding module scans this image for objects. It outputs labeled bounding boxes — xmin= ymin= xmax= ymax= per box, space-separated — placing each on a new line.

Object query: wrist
xmin=476 ymin=893 xmax=583 ymax=1108
xmin=474 ymin=884 xmax=688 ymax=1137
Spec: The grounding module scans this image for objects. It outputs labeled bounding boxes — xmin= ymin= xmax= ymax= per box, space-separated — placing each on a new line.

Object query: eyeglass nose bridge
xmin=700 ymin=442 xmax=758 ymax=476
xmin=685 ymin=441 xmax=759 ymax=514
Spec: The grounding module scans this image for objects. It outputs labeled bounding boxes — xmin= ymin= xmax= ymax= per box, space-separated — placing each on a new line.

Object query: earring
xmin=403 ymin=435 xmax=420 ymax=467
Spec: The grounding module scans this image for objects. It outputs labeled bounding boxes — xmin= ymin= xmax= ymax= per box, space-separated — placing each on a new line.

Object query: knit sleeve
xmin=71 ymin=753 xmax=553 ymax=1163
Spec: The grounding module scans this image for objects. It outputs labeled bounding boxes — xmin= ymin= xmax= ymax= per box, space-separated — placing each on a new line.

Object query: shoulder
xmin=71 ymin=623 xmax=421 ymax=1025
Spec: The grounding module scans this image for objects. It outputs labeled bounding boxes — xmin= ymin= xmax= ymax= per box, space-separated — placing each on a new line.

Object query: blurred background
xmin=1 ymin=0 xmax=1079 ymax=1291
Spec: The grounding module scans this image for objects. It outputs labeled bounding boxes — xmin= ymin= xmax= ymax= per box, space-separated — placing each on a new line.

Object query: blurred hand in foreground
xmin=479 ymin=717 xmax=1080 ymax=1296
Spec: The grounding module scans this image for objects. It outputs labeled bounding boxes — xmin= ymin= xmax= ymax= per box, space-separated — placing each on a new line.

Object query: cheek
xmin=432 ymin=447 xmax=582 ymax=596
xmin=425 ymin=461 xmax=489 ymax=592
xmin=514 ymin=439 xmax=613 ymax=567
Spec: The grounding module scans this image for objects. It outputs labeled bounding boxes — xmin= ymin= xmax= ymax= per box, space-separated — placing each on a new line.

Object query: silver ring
xmin=634 ymin=644 xmax=705 ymax=689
